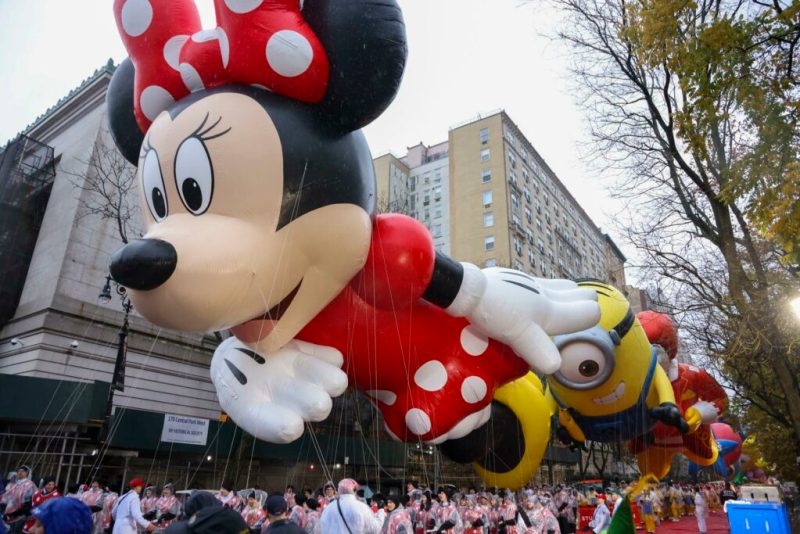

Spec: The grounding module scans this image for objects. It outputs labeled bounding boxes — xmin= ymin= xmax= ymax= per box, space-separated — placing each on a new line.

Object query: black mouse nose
xmin=110 ymin=239 xmax=177 ymax=291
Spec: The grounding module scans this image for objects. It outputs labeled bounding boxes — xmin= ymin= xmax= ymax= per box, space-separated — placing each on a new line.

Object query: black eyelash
xmin=190 ymin=113 xmax=232 ymax=142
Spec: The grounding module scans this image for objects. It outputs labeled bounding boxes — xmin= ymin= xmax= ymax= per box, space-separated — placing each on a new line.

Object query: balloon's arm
xmin=652 ymin=365 xmax=677 ymax=405
xmin=421 ymin=253 xmax=480 ymax=311
xmin=558 ymin=408 xmax=587 ymax=443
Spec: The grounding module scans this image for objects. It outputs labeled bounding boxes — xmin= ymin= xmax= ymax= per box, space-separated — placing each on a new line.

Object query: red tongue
xmin=231 ymin=319 xmax=277 ymax=343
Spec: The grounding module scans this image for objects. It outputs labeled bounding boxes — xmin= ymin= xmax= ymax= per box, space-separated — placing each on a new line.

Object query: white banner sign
xmin=160 ymin=414 xmax=209 ymax=445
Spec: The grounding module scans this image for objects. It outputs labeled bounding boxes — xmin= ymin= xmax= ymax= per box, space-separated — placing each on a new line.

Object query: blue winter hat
xmin=32 ymin=497 xmax=93 ymax=534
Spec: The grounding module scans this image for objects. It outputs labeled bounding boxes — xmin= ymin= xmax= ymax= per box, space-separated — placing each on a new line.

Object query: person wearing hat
xmin=262 ymin=495 xmax=303 ymax=533
xmin=110 ymin=478 xmax=155 ymax=534
xmin=2 ymin=466 xmax=36 ymax=534
xmin=432 ymin=487 xmax=461 ymax=533
xmin=381 ymin=494 xmax=412 ymax=534
xmin=319 ymin=479 xmax=381 ymax=534
xmin=140 ymin=487 xmax=157 ymax=522
xmin=216 ymin=481 xmax=243 ymax=512
xmin=23 ymin=476 xmax=60 ymax=533
xmin=155 ymin=483 xmax=180 ymax=528
xmin=588 ymin=494 xmax=609 ymax=534
xmin=27 ymin=497 xmax=92 ymax=534
xmin=240 ymin=491 xmax=266 ymax=530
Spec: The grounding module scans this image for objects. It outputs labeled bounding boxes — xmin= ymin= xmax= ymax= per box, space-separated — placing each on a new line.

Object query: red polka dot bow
xmin=113 ymin=0 xmax=329 ymax=132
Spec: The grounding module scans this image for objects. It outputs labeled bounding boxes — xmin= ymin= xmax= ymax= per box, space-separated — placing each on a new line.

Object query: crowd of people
xmin=0 ymin=463 xmax=786 ymax=534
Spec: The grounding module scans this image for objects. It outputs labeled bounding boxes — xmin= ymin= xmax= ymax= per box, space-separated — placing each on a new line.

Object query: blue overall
xmin=549 ymin=348 xmax=659 ymax=442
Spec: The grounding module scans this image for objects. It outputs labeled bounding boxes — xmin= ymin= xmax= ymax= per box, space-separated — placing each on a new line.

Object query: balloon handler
xmin=105 ymin=0 xmax=600 ymax=455
xmin=628 ymin=311 xmax=729 ymax=479
xmin=543 ymin=281 xmax=689 ymax=459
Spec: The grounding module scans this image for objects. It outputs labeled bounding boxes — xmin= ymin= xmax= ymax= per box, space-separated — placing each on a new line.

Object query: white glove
xmin=210 ymin=337 xmax=348 ymax=443
xmin=447 ymin=265 xmax=600 ymax=374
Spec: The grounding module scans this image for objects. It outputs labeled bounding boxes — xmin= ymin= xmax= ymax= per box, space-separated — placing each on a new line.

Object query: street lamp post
xmin=98 ymin=275 xmax=133 ymax=444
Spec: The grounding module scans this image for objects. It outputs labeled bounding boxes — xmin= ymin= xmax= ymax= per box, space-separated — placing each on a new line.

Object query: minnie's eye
xmin=175 ymin=137 xmax=213 ymax=215
xmin=142 ymin=149 xmax=167 ymax=221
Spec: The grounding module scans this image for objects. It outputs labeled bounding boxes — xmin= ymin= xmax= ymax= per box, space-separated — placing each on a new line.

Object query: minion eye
xmin=559 ymin=342 xmax=607 ymax=384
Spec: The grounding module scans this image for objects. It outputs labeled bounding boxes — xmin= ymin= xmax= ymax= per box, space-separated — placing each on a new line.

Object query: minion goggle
xmin=551 ymin=306 xmax=635 ymax=390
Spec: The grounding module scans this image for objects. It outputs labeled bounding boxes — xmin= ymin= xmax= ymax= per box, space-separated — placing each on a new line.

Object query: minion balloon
xmin=546 ymin=280 xmax=688 ymax=446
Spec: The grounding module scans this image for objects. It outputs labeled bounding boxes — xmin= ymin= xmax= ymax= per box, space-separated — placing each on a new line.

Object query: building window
xmin=508 ymin=152 xmax=517 ymax=169
xmin=514 ymin=237 xmax=523 ymax=256
xmin=485 ymin=235 xmax=495 ymax=251
xmin=525 ymin=207 xmax=532 ymax=223
xmin=481 ymin=169 xmax=492 ymax=183
xmin=433 ymin=224 xmax=442 ymax=238
xmin=513 ymin=259 xmax=524 ymax=271
xmin=481 ymin=148 xmax=491 ymax=162
xmin=423 ymin=194 xmax=430 ymax=206
xmin=480 ymin=127 xmax=489 ymax=144
xmin=484 ymin=212 xmax=494 ymax=228
xmin=536 ymin=218 xmax=543 ymax=233
xmin=536 ymin=201 xmax=542 ymax=214
xmin=522 ymin=168 xmax=529 ymax=182
xmin=524 ymin=189 xmax=531 ymax=203
xmin=528 ymin=250 xmax=536 ymax=266
xmin=483 ymin=190 xmax=493 ymax=208
xmin=511 ymin=193 xmax=519 ymax=211
xmin=434 ymin=209 xmax=442 ymax=219
xmin=538 ymin=239 xmax=545 ymax=253
xmin=485 ymin=258 xmax=497 ymax=267
xmin=526 ymin=228 xmax=533 ymax=244
xmin=508 ymin=171 xmax=517 ymax=186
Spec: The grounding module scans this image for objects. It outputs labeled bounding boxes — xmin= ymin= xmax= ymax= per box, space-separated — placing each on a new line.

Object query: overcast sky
xmin=0 ymin=1 xmax=631 ymax=262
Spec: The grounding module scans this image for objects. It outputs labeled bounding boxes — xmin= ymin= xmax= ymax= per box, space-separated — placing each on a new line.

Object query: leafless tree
xmin=545 ymin=0 xmax=800 ymax=457
xmin=65 ymin=131 xmax=140 ymax=244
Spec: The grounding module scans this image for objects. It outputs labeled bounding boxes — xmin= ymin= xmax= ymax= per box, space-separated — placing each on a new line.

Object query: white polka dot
xmin=460 ymin=326 xmax=489 ymax=356
xmin=414 ymin=360 xmax=448 ymax=392
xmin=405 ymin=408 xmax=432 ymax=436
xmin=266 ymin=30 xmax=314 ymax=78
xmin=139 ymin=86 xmax=174 ymax=121
xmin=163 ymin=35 xmax=189 ymax=71
xmin=365 ymin=390 xmax=397 ymax=406
xmin=224 ymin=0 xmax=263 ymax=13
xmin=461 ymin=376 xmax=488 ymax=404
xmin=120 ymin=0 xmax=153 ymax=37
xmin=179 ymin=63 xmax=205 ymax=93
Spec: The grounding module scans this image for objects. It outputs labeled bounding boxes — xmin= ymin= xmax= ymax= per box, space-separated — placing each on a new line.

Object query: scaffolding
xmin=0 ymin=134 xmax=56 ymax=327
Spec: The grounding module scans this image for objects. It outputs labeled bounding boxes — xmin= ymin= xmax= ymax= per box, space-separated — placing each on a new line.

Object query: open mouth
xmin=230 ymin=280 xmax=302 ymax=343
xmin=592 ymin=381 xmax=625 ymax=405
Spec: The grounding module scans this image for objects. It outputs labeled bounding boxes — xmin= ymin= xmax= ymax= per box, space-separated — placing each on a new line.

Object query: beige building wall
xmin=373 ymin=152 xmax=410 ymax=213
xmin=449 ymin=114 xmax=510 ymax=267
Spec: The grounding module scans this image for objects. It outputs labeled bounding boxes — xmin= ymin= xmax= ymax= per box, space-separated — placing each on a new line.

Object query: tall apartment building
xmin=375 ymin=110 xmax=627 ymax=285
xmin=374 ymin=141 xmax=451 ymax=255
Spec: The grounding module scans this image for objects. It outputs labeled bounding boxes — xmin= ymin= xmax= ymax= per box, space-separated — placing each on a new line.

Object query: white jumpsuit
xmin=111 ymin=491 xmax=150 ymax=534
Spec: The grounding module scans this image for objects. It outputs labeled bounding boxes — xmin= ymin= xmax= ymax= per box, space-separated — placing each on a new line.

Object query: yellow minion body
xmin=546 ymin=281 xmax=677 ymax=443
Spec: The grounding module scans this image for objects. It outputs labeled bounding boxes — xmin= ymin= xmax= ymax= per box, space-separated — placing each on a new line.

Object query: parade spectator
xmin=301 ymin=499 xmax=320 ymax=534
xmin=241 ymin=491 xmax=267 ymax=530
xmin=216 ymin=481 xmax=243 ymax=512
xmin=110 ymin=478 xmax=155 ymax=534
xmin=155 ymin=483 xmax=179 ymax=528
xmin=262 ymin=495 xmax=304 ymax=533
xmin=319 ymin=479 xmax=381 ymax=534
xmin=140 ymin=487 xmax=157 ymax=522
xmin=381 ymin=494 xmax=413 ymax=534
xmin=28 ymin=497 xmax=93 ymax=534
xmin=23 ymin=476 xmax=60 ymax=533
xmin=2 ymin=466 xmax=36 ymax=534
xmin=318 ymin=482 xmax=336 ymax=511
xmin=164 ymin=505 xmax=248 ymax=534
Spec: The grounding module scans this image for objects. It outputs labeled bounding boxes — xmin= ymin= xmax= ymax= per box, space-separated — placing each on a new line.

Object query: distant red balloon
xmin=711 ymin=422 xmax=742 ymax=467
xmin=637 ymin=311 xmax=678 ymax=358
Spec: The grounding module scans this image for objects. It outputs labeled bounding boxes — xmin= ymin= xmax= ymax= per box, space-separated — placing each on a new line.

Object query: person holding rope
xmin=110 ymin=479 xmax=155 ymax=534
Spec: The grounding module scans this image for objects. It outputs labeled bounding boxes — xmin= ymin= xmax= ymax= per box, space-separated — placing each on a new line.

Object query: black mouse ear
xmin=303 ymin=0 xmax=407 ymax=134
xmin=107 ymin=58 xmax=145 ymax=165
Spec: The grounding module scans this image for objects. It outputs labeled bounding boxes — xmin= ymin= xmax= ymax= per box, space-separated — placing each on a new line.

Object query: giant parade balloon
xmin=106 ymin=0 xmax=601 ymax=454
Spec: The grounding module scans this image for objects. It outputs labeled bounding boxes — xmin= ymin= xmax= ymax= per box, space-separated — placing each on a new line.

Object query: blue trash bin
xmin=726 ymin=502 xmax=790 ymax=534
